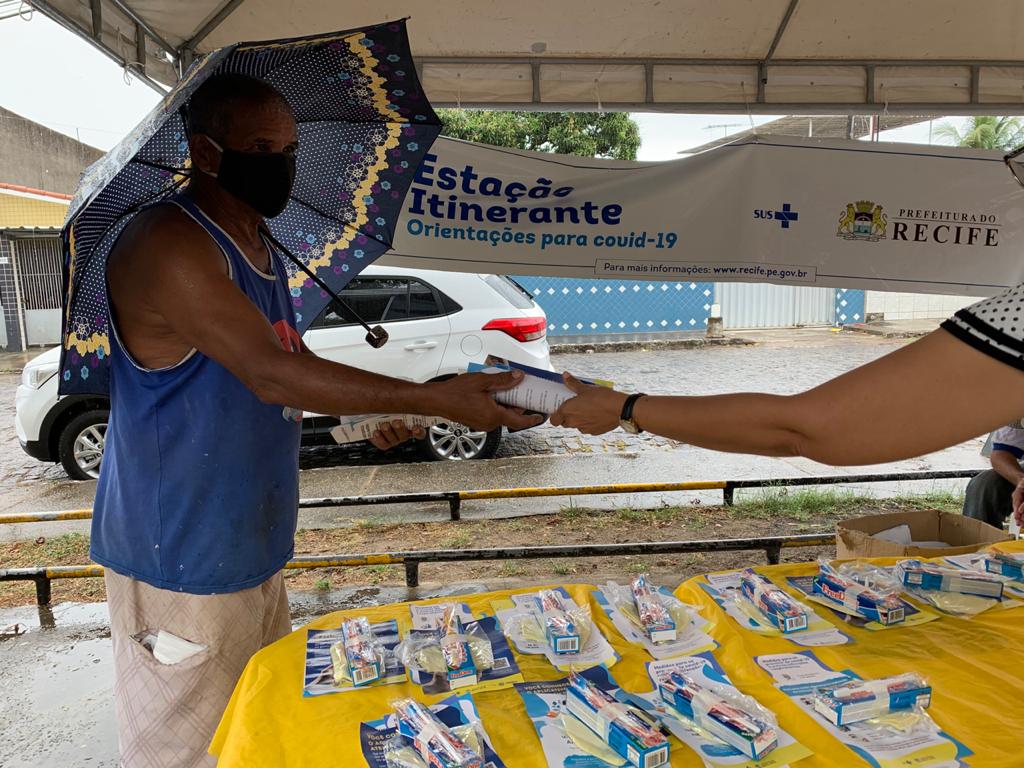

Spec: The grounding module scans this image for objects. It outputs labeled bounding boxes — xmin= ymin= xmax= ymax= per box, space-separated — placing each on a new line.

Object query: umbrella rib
xmin=133 ymin=159 xmax=193 ymax=175
xmin=287 ymin=193 xmax=395 ymax=251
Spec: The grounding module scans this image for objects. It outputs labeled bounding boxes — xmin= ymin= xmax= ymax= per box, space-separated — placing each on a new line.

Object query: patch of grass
xmin=560 ymin=505 xmax=590 ymax=521
xmin=731 ymin=488 xmax=866 ymax=520
xmin=314 ymin=578 xmax=331 ymax=591
xmin=367 ymin=564 xmax=393 ymax=584
xmin=893 ymin=490 xmax=964 ymax=513
xmin=626 ymin=560 xmax=649 ymax=575
xmin=39 ymin=533 xmax=89 ymax=561
xmin=499 ymin=562 xmax=527 ymax=578
xmin=552 ymin=562 xmax=576 ymax=576
xmin=444 ymin=533 xmax=472 ymax=548
xmin=616 ymin=507 xmax=646 ymax=522
xmin=354 ymin=517 xmax=386 ymax=530
xmin=677 ymin=554 xmax=701 ymax=569
xmin=614 ymin=506 xmax=680 ymax=525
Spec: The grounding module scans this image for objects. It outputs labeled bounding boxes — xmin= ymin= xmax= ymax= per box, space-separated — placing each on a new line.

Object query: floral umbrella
xmin=60 ymin=19 xmax=440 ymax=395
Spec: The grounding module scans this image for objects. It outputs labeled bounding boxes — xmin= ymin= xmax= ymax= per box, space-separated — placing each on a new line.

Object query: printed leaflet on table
xmin=756 ymin=651 xmax=971 ymax=768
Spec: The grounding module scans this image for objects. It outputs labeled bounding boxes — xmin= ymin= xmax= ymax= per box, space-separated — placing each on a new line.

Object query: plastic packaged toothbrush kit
xmin=565 ymin=671 xmax=671 ymax=768
xmin=659 ymin=670 xmax=779 ymax=761
xmin=332 ymin=616 xmax=388 ymax=688
xmin=396 ymin=606 xmax=495 ymax=691
xmin=386 ymin=698 xmax=485 ymax=768
xmin=895 ymin=559 xmax=1004 ymax=599
xmin=811 ymin=673 xmax=932 ymax=727
xmin=531 ymin=588 xmax=589 ymax=655
xmin=814 ymin=560 xmax=905 ymax=626
xmin=740 ymin=568 xmax=810 ymax=633
xmin=603 ymin=575 xmax=701 ymax=644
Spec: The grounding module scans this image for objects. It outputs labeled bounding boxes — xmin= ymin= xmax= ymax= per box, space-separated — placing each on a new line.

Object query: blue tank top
xmin=92 ymin=195 xmax=302 ymax=594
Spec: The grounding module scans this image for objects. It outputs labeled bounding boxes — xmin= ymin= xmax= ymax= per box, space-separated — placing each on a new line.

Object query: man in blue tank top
xmin=98 ymin=73 xmax=537 ymax=768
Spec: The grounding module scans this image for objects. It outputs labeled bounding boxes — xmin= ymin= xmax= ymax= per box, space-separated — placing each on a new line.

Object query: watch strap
xmin=620 ymin=393 xmax=646 ymax=429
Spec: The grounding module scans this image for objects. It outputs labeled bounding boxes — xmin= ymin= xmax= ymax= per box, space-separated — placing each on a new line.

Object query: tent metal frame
xmin=24 ymin=0 xmax=1024 ymax=114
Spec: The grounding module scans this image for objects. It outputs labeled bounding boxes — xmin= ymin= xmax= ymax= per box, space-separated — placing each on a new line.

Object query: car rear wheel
xmin=58 ymin=410 xmax=108 ymax=480
xmin=418 ymin=422 xmax=501 ymax=461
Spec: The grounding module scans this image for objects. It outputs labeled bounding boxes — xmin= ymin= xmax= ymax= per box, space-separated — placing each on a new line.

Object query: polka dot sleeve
xmin=941 ymin=284 xmax=1024 ymax=371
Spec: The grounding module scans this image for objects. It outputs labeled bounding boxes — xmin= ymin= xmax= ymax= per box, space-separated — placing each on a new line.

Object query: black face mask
xmin=207 ymin=138 xmax=296 ymax=218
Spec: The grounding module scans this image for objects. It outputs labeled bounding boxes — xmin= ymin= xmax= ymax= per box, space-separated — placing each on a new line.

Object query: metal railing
xmin=0 ymin=533 xmax=837 ymax=605
xmin=0 ymin=468 xmax=977 ymax=606
xmin=0 ymin=469 xmax=980 ymax=525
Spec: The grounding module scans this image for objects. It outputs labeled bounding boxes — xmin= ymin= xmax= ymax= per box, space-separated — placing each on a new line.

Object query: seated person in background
xmin=963 ymin=420 xmax=1024 ymax=529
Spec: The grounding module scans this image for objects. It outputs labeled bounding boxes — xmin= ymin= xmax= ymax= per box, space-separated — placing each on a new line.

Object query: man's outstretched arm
xmin=134 ymin=214 xmax=539 ymax=432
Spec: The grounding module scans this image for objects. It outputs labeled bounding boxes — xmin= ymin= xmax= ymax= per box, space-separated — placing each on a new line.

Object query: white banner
xmin=383 ymin=135 xmax=1024 ymax=297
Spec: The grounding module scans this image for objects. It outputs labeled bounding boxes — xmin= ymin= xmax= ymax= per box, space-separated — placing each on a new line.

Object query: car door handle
xmin=404 ymin=341 xmax=438 ymax=351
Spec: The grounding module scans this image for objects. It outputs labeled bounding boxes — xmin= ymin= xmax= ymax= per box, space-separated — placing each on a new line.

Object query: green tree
xmin=933 ymin=116 xmax=1024 ymax=150
xmin=438 ymin=109 xmax=641 ymax=160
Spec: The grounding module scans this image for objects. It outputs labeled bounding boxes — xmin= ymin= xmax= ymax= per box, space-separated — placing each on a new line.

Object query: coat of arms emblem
xmin=837 ymin=201 xmax=887 ymax=241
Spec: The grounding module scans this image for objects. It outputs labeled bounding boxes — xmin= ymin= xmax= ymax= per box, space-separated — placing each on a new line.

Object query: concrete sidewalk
xmin=844 ymin=318 xmax=942 ymax=338
xmin=0 ymin=582 xmax=493 ymax=768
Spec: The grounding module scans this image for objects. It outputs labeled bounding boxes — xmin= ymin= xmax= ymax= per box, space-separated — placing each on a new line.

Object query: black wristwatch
xmin=619 ymin=393 xmax=646 ymax=434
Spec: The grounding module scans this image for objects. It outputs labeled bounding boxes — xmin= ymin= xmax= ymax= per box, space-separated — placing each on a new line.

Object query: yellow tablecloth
xmin=211 ymin=544 xmax=1024 ymax=767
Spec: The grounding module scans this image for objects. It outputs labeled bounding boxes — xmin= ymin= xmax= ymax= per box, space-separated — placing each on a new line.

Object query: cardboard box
xmin=836 ymin=509 xmax=1009 ymax=559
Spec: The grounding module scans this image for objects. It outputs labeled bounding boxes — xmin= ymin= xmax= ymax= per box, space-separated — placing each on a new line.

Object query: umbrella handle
xmin=259 ymin=226 xmax=389 ymax=349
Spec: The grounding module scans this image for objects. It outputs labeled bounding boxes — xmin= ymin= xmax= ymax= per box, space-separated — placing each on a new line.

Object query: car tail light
xmin=482 ymin=316 xmax=547 ymax=342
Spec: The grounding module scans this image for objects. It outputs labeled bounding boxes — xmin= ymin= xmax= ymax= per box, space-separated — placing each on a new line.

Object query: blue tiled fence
xmin=513 ymin=276 xmax=714 ymax=336
xmin=514 ymin=275 xmax=865 ymax=337
xmin=834 ymin=288 xmax=865 ymax=325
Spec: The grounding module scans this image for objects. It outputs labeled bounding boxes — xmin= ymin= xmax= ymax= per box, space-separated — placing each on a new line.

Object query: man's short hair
xmin=185 ymin=73 xmax=291 ymax=141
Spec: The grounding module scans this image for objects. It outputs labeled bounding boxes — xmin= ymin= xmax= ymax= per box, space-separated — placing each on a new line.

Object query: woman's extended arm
xmin=550 ymin=328 xmax=1024 ymax=466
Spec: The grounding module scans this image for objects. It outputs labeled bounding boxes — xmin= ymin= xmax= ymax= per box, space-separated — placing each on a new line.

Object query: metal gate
xmin=13 ymin=237 xmax=63 ymax=346
xmin=717 ymin=282 xmax=835 ymax=329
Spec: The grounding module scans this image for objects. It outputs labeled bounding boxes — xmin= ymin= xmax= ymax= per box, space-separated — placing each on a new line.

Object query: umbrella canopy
xmin=59 ymin=18 xmax=440 ymax=395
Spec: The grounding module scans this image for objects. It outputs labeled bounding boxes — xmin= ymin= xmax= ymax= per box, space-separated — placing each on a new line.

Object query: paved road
xmin=2 ymin=329 xmax=911 ymax=493
xmin=3 ymin=328 xmax=988 ymax=530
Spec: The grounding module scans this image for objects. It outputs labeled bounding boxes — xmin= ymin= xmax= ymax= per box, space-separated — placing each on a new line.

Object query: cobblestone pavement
xmin=1 ymin=331 xmax=910 ymax=489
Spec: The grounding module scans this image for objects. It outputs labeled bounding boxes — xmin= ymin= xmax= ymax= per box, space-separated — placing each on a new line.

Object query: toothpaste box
xmin=896 ymin=560 xmax=1004 ymax=599
xmin=631 ymin=575 xmax=677 ymax=643
xmin=812 ymin=564 xmax=905 ymax=625
xmin=740 ymin=569 xmax=809 ymax=633
xmin=339 ymin=617 xmax=384 ymax=687
xmin=984 ymin=552 xmax=1024 ymax=581
xmin=659 ymin=672 xmax=778 ymax=761
xmin=534 ymin=590 xmax=581 ymax=655
xmin=812 ymin=674 xmax=932 ymax=726
xmin=440 ymin=607 xmax=478 ymax=690
xmin=566 ymin=672 xmax=670 ymax=768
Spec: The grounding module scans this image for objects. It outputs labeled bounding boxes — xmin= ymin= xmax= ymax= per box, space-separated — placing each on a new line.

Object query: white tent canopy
xmin=26 ymin=0 xmax=1024 ymax=113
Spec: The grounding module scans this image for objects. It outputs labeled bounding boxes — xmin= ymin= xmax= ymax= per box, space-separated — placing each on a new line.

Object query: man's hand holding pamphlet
xmin=330 ymin=358 xmax=609 ymax=445
xmin=467 ymin=359 xmax=613 ymax=416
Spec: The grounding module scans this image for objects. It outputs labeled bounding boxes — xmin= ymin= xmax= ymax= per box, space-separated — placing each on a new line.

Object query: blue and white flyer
xmin=302 ymin=619 xmax=404 ymax=697
xmin=515 ymin=666 xmax=633 ymax=768
xmin=643 ymin=653 xmax=813 ymax=768
xmin=755 ymin=651 xmax=972 ymax=768
xmin=359 ymin=692 xmax=505 ymax=768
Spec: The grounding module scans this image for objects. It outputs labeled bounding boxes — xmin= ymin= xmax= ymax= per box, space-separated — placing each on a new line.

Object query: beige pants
xmin=105 ymin=569 xmax=291 ymax=768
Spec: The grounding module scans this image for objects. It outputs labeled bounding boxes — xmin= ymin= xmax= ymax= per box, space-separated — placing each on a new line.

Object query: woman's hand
xmin=370 ymin=419 xmax=426 ymax=451
xmin=550 ymin=372 xmax=629 ymax=435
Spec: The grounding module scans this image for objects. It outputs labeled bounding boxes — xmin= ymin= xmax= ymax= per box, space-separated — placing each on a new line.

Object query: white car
xmin=15 ymin=266 xmax=551 ymax=479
